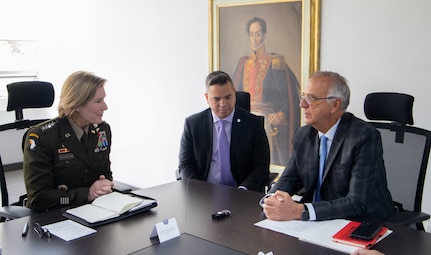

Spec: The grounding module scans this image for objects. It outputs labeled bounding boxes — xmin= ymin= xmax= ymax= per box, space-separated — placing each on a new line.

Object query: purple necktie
xmin=315 ymin=135 xmax=327 ymax=202
xmin=217 ymin=120 xmax=236 ymax=187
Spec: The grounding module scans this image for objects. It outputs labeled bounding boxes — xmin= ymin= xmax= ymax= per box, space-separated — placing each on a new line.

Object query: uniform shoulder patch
xmin=28 ymin=133 xmax=39 ymax=151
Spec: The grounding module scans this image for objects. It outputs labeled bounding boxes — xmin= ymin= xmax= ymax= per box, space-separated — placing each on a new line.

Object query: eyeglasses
xmin=299 ymin=94 xmax=337 ymax=105
xmin=34 ymin=223 xmax=51 ymax=239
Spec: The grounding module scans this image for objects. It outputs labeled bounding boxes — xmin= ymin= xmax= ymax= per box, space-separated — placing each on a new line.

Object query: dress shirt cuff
xmin=238 ymin=186 xmax=248 ymax=190
xmin=304 ymin=203 xmax=317 ymax=221
xmin=259 ymin=193 xmax=274 ymax=207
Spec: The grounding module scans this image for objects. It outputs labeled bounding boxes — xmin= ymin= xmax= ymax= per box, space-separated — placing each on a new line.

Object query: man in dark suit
xmin=179 ymin=71 xmax=270 ymax=191
xmin=262 ymin=71 xmax=394 ymax=221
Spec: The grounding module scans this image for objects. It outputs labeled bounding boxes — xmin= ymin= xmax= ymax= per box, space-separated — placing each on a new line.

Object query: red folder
xmin=332 ymin=221 xmax=388 ymax=249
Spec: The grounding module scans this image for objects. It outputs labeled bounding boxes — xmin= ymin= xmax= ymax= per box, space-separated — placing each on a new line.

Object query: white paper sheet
xmin=44 ymin=220 xmax=97 ymax=241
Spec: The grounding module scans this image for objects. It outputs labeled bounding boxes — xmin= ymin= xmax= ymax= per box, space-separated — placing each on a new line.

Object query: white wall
xmin=1 ymin=0 xmax=209 ymax=186
xmin=1 ymin=0 xmax=430 ymax=228
xmin=319 ymin=0 xmax=431 ymax=229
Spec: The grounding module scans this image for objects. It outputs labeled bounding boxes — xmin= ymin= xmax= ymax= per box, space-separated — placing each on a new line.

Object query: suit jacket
xmin=24 ymin=117 xmax=112 ymax=211
xmin=270 ymin=112 xmax=394 ymax=221
xmin=179 ymin=107 xmax=270 ymax=191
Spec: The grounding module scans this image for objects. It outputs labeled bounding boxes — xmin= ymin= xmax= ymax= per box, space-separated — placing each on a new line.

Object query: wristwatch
xmin=302 ymin=205 xmax=309 ymax=221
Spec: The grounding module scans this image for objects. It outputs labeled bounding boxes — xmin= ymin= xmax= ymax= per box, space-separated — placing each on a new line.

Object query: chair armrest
xmin=385 ymin=211 xmax=430 ymax=229
xmin=0 ymin=205 xmax=36 ymax=221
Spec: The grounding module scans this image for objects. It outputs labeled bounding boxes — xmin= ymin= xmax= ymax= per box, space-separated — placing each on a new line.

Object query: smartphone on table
xmin=350 ymin=222 xmax=382 ymax=241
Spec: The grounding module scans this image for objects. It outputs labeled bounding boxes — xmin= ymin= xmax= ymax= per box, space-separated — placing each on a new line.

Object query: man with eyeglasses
xmin=261 ymin=71 xmax=394 ymax=222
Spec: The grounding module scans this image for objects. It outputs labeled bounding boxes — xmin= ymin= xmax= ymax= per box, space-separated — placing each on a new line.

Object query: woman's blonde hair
xmin=58 ymin=71 xmax=106 ymax=120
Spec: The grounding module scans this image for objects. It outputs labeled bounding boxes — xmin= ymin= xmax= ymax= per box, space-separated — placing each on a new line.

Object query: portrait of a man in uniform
xmin=232 ymin=16 xmax=300 ymax=166
xmin=218 ymin=2 xmax=302 ymax=166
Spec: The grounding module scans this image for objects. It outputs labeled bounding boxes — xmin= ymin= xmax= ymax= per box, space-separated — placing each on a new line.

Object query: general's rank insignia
xmin=40 ymin=121 xmax=57 ymax=132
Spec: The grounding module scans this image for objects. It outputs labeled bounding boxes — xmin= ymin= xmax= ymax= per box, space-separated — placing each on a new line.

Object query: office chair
xmin=176 ymin=91 xmax=279 ymax=193
xmin=0 ymin=81 xmax=54 ymax=221
xmin=0 ymin=81 xmax=54 ymax=132
xmin=364 ymin=92 xmax=431 ymax=230
xmin=0 ymin=154 xmax=37 ymax=221
xmin=235 ymin=90 xmax=251 ymax=112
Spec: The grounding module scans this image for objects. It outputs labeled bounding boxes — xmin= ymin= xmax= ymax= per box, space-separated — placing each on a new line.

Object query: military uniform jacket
xmin=24 ymin=117 xmax=112 ymax=211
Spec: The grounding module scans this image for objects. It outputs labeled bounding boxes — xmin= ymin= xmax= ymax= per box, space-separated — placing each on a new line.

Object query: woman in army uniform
xmin=24 ymin=71 xmax=113 ymax=211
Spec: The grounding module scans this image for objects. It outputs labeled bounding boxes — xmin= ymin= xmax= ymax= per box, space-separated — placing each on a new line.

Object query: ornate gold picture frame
xmin=209 ymin=0 xmax=320 ymax=85
xmin=209 ymin=0 xmax=321 ymax=166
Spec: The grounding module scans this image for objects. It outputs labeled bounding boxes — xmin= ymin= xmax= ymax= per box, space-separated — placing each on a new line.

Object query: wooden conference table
xmin=1 ymin=179 xmax=431 ymax=254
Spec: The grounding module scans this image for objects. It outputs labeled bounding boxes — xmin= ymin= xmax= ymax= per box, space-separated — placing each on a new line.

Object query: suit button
xmin=84 ymin=169 xmax=88 ymax=173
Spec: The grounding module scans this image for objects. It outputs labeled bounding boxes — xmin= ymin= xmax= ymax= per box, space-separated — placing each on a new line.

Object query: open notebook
xmin=64 ymin=192 xmax=157 ymax=227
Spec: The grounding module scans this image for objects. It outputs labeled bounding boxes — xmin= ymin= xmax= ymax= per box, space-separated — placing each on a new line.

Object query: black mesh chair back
xmin=235 ymin=91 xmax=251 ymax=112
xmin=364 ymin=92 xmax=431 ymax=230
xmin=0 ymin=81 xmax=54 ymax=131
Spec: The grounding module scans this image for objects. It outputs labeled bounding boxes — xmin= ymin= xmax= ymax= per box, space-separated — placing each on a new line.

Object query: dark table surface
xmin=1 ymin=179 xmax=431 ymax=255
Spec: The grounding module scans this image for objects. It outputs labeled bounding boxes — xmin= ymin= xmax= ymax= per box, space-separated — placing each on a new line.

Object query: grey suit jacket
xmin=178 ymin=107 xmax=270 ymax=191
xmin=270 ymin=112 xmax=394 ymax=221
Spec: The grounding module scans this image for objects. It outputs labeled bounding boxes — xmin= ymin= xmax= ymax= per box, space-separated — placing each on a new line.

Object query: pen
xmin=22 ymin=221 xmax=29 ymax=237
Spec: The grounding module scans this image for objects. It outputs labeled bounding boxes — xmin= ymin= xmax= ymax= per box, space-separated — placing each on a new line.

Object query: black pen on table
xmin=22 ymin=221 xmax=29 ymax=237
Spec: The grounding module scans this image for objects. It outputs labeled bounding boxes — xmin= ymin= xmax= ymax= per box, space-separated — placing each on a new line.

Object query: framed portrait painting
xmin=209 ymin=0 xmax=321 ymax=166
